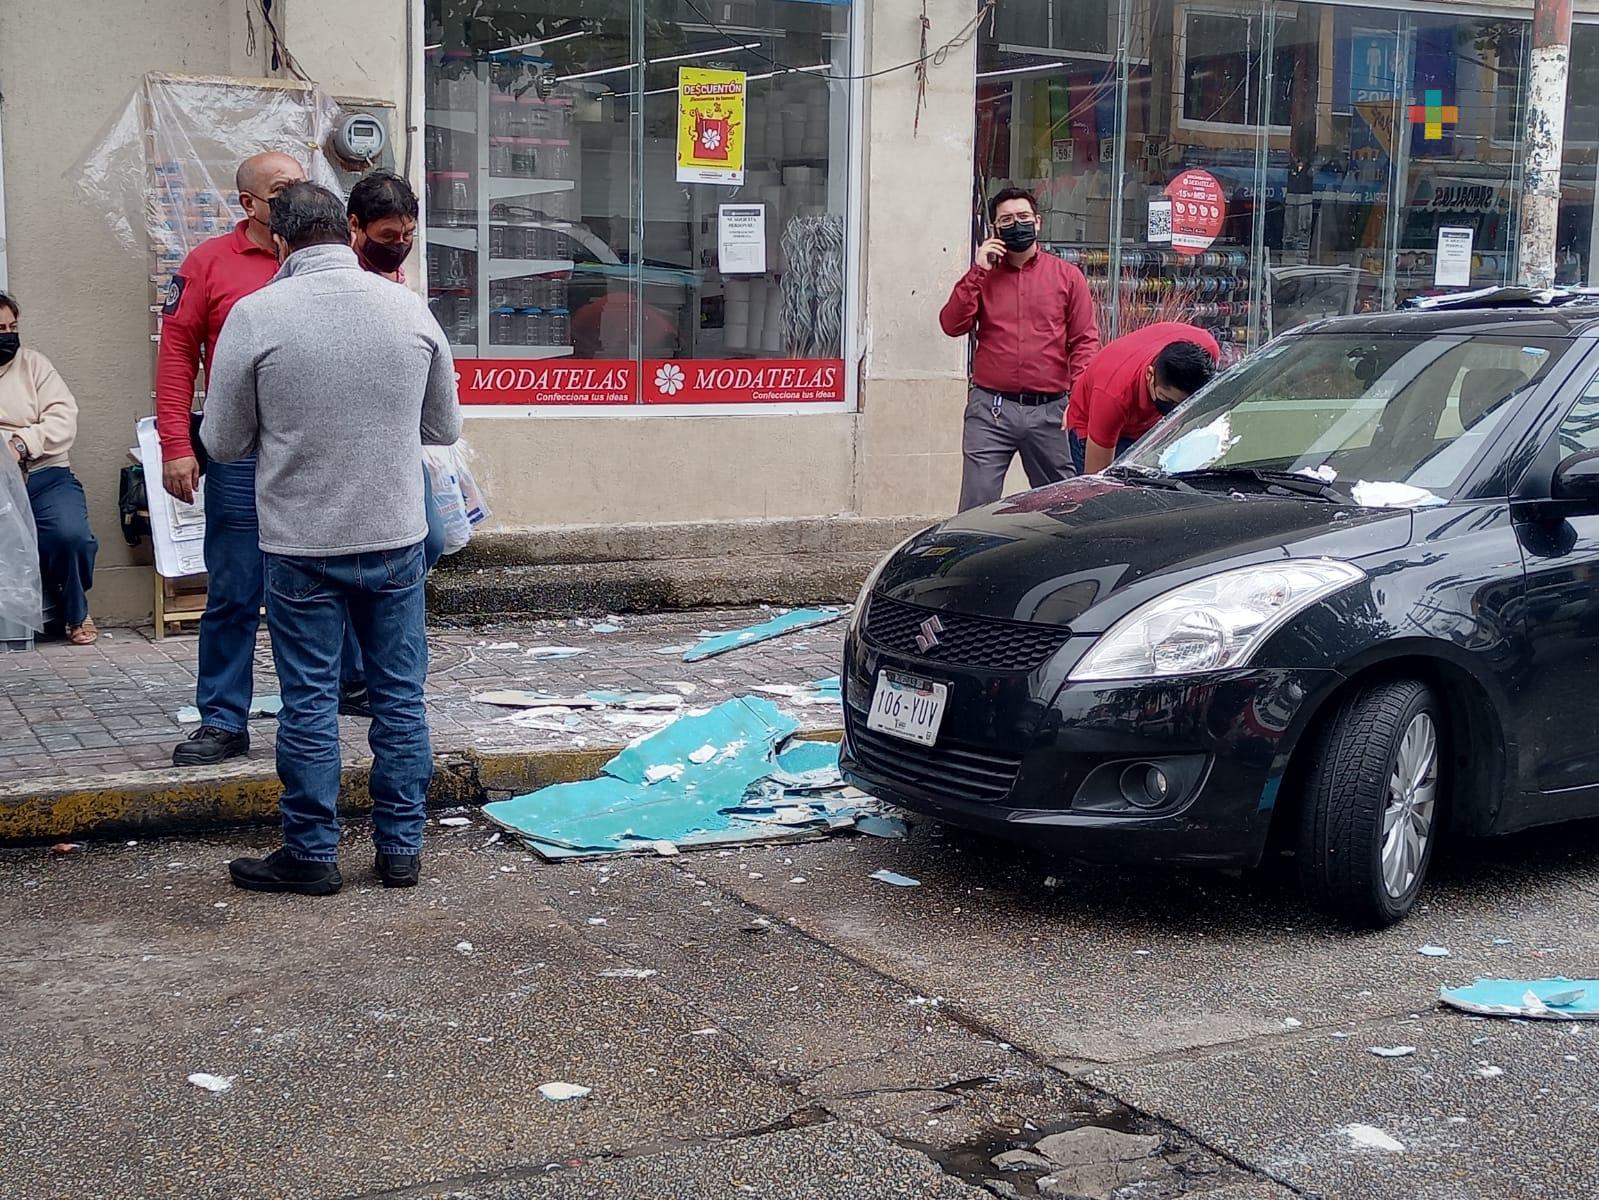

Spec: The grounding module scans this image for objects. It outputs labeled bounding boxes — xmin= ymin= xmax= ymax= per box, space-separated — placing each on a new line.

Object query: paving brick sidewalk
xmin=0 ymin=608 xmax=846 ymax=789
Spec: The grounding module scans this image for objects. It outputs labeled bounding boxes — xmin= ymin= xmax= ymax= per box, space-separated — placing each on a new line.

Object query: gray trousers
xmin=957 ymin=387 xmax=1076 ymax=511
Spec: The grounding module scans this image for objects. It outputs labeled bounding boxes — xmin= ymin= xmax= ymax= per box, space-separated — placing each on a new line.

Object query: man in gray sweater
xmin=202 ymin=182 xmax=462 ymax=896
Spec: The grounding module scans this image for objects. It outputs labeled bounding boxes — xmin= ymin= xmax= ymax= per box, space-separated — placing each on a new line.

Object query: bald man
xmin=158 ymin=151 xmax=306 ymax=767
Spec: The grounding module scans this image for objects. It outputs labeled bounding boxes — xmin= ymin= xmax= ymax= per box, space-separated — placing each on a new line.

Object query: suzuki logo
xmin=915 ymin=616 xmax=945 ymax=654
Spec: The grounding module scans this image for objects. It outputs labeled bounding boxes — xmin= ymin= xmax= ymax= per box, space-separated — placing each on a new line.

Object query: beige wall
xmin=0 ymin=0 xmax=271 ymax=623
xmin=0 ymin=0 xmax=979 ymax=621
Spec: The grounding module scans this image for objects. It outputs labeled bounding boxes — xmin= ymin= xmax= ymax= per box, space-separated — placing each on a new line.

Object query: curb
xmin=0 ymin=731 xmax=845 ymax=844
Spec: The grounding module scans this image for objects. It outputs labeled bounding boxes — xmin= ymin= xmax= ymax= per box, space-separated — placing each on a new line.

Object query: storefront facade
xmin=975 ymin=0 xmax=1599 ymax=356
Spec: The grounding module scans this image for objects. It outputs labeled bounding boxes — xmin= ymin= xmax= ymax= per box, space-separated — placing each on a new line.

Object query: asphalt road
xmin=4 ymin=812 xmax=1596 ymax=1200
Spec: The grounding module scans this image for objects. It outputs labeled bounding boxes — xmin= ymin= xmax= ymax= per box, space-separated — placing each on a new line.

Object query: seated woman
xmin=0 ymin=290 xmax=98 ymax=644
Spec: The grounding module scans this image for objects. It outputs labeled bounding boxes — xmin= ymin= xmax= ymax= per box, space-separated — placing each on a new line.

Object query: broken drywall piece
xmin=538 ymin=1082 xmax=591 ymax=1102
xmin=1352 ymin=481 xmax=1446 ymax=509
xmin=689 ymin=744 xmax=718 ymax=764
xmin=523 ymin=646 xmax=589 ymax=660
xmin=1338 ymin=1124 xmax=1404 ymax=1153
xmin=1418 ymin=944 xmax=1451 ymax=958
xmin=855 ymin=814 xmax=909 ymax=839
xmin=187 ymin=1073 xmax=236 ymax=1093
xmin=870 ymin=869 xmax=920 ymax=887
xmin=590 ymin=623 xmax=621 ymax=634
xmin=437 ymin=816 xmax=473 ymax=827
xmin=454 ymin=941 xmax=474 ymax=954
xmin=1439 ymin=978 xmax=1599 ymax=1020
xmin=644 ymin=764 xmax=685 ymax=785
xmin=1369 ymin=1046 xmax=1417 ymax=1058
xmin=473 ymin=690 xmax=606 ymax=710
xmin=1158 ymin=413 xmax=1238 ymax=474
xmin=598 ymin=968 xmax=657 ymax=979
xmin=177 ymin=696 xmax=281 ymax=725
xmin=681 ymin=608 xmax=843 ymax=662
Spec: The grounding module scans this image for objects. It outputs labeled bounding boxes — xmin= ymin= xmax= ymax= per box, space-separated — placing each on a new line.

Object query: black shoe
xmin=173 ymin=725 xmax=250 ymax=767
xmin=338 ymin=684 xmax=374 ymax=719
xmin=374 ymin=851 xmax=421 ymax=888
xmin=228 ymin=847 xmax=342 ymax=896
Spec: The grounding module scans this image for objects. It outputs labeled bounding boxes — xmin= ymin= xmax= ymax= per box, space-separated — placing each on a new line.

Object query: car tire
xmin=1297 ymin=679 xmax=1443 ymax=928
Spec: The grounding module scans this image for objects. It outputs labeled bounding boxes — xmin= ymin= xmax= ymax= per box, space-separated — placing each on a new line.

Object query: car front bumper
xmin=838 ymin=629 xmax=1342 ymax=868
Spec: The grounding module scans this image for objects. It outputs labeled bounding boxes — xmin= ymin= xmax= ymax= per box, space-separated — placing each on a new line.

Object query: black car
xmin=841 ymin=296 xmax=1599 ymax=926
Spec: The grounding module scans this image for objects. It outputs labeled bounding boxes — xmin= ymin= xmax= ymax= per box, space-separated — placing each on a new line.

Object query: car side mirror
xmin=1552 ymin=449 xmax=1599 ymax=503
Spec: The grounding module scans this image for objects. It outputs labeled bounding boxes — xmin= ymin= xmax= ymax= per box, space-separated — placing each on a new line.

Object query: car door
xmin=1510 ymin=356 xmax=1599 ymax=822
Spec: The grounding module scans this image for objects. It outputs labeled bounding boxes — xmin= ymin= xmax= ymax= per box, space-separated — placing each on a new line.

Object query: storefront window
xmin=423 ymin=0 xmax=853 ymax=409
xmin=972 ymin=1 xmax=1540 ymax=355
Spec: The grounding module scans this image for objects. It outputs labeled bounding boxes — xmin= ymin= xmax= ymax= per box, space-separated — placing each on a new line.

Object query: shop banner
xmin=456 ymin=360 xmax=636 ymax=406
xmin=645 ymin=359 xmax=845 ymax=404
xmin=455 ymin=358 xmax=846 ymax=406
xmin=677 ymin=68 xmax=746 ymax=186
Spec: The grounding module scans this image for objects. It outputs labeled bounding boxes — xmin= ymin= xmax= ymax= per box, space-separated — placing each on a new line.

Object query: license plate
xmin=866 ymin=670 xmax=948 ymax=747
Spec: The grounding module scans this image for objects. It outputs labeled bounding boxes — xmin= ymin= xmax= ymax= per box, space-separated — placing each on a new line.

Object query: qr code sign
xmin=1148 ymin=201 xmax=1172 ymax=242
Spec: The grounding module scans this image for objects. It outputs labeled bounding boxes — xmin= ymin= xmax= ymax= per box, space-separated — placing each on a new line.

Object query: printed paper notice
xmin=135 ymin=415 xmax=207 ymax=578
xmin=1436 ymin=226 xmax=1473 ymax=287
xmin=677 ymin=67 xmax=746 ymax=186
xmin=718 ymin=204 xmax=766 ymax=274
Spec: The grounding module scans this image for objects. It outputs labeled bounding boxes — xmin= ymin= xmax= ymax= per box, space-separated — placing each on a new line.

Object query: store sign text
xmin=457 ymin=359 xmax=845 ymax=407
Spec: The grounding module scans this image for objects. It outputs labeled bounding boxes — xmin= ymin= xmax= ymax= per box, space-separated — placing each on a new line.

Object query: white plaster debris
xmin=438 ymin=816 xmax=473 ymax=827
xmin=187 ymin=1073 xmax=236 ymax=1093
xmin=1418 ymin=944 xmax=1452 ymax=958
xmin=689 ymin=744 xmax=718 ymax=764
xmin=538 ymin=1082 xmax=591 ymax=1102
xmin=1338 ymin=1124 xmax=1405 ymax=1153
xmin=1283 ymin=1018 xmax=1304 ymax=1029
xmin=598 ymin=968 xmax=658 ymax=979
xmin=1476 ymin=1063 xmax=1505 ymax=1078
xmin=1369 ymin=1046 xmax=1417 ymax=1058
xmin=644 ymin=764 xmax=685 ymax=785
xmin=454 ymin=941 xmax=474 ymax=954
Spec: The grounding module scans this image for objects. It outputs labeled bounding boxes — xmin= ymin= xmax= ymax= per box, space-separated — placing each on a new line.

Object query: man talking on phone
xmin=939 ymin=187 xmax=1099 ymax=511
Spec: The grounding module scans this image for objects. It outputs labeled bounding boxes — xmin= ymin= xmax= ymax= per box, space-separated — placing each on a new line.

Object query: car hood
xmin=875 ymin=476 xmax=1413 ymax=632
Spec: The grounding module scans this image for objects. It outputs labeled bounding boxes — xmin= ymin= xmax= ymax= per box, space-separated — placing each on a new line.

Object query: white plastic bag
xmin=453 ymin=443 xmax=491 ymax=527
xmin=423 ymin=446 xmax=471 ymax=556
xmin=0 ymin=455 xmax=44 ymax=635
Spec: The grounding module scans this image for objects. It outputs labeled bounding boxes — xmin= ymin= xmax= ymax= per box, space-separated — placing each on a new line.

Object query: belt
xmin=981 ymin=388 xmax=1066 ymax=407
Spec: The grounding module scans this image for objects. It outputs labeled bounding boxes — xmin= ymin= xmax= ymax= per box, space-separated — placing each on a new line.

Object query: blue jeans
xmin=265 ymin=542 xmax=433 ymax=862
xmin=197 ymin=458 xmax=263 ymax=734
xmin=340 ymin=467 xmax=445 ymax=689
xmin=26 ymin=467 xmax=97 ymax=627
xmin=1068 ymin=429 xmax=1138 ymax=476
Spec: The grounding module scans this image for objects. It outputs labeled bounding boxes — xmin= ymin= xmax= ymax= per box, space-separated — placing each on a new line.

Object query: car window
xmin=1125 ymin=333 xmax=1566 ymax=500
xmin=1554 ymin=374 xmax=1599 ymax=456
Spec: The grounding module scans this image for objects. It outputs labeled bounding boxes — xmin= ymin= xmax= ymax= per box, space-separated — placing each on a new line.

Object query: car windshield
xmin=1120 ymin=333 xmax=1573 ymax=501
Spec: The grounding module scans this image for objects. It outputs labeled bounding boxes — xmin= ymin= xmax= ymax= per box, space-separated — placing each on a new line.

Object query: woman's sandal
xmin=67 ymin=617 xmax=98 ymax=646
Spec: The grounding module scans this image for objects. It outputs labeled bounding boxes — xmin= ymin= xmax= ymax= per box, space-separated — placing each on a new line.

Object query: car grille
xmin=863 ymin=594 xmax=1070 ymax=672
xmin=846 ymin=718 xmax=1022 ymax=804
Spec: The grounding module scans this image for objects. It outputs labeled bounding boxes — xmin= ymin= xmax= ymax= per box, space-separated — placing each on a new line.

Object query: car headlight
xmin=1068 ymin=559 xmax=1365 ymax=682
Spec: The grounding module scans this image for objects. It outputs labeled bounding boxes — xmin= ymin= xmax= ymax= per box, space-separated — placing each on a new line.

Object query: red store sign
xmin=456 ymin=358 xmax=845 ymax=407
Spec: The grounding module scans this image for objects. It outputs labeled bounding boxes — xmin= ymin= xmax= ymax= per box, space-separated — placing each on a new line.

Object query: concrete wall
xmin=0 ymin=1 xmax=271 ymax=624
xmin=0 ymin=0 xmax=979 ymax=623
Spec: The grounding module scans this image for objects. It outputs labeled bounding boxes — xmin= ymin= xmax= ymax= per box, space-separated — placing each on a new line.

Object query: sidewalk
xmin=0 ymin=607 xmax=847 ymax=839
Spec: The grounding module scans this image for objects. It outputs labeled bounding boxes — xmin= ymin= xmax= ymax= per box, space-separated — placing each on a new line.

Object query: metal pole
xmin=1517 ymin=0 xmax=1573 ymax=288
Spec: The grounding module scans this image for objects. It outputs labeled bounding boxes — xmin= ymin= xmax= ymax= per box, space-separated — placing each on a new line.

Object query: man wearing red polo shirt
xmin=158 ymin=151 xmax=306 ymax=767
xmin=1065 ymin=321 xmax=1220 ymax=476
xmin=939 ymin=187 xmax=1099 ymax=511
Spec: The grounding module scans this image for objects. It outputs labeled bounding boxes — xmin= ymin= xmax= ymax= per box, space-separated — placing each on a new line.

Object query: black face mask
xmin=998 ymin=220 xmax=1038 ymax=253
xmin=0 ymin=333 xmax=18 ymax=368
xmin=360 ymin=238 xmax=413 ymax=274
xmin=1152 ymin=395 xmax=1184 ymax=417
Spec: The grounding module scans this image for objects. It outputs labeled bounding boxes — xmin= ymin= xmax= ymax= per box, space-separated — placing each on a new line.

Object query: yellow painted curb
xmin=0 ymin=730 xmax=846 ymax=843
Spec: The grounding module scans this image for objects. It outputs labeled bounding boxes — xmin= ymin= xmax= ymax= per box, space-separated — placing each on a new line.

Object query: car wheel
xmin=1297 ymin=679 xmax=1442 ymax=928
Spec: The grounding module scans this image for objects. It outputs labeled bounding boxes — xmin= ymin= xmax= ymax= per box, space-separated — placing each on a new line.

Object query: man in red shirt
xmin=1065 ymin=321 xmax=1220 ymax=476
xmin=158 ymin=151 xmax=305 ymax=767
xmin=939 ymin=187 xmax=1099 ymax=510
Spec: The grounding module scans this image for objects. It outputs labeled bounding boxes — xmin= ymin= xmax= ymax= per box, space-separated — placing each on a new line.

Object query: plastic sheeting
xmin=73 ymin=73 xmax=345 ymax=263
xmin=0 ymin=455 xmax=44 ymax=636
